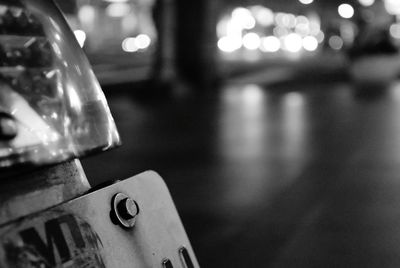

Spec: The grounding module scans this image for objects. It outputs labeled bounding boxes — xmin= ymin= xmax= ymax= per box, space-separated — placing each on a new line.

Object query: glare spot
xmin=232 ymin=7 xmax=256 ymax=29
xmin=227 ymin=19 xmax=243 ymax=39
xmin=74 ymin=30 xmax=86 ymax=47
xmin=243 ymin=32 xmax=261 ymax=50
xmin=338 ymin=3 xmax=355 ymax=19
xmin=302 ymin=36 xmax=318 ymax=51
xmin=67 ymin=86 xmax=82 ymax=113
xmin=52 ymin=43 xmax=62 ymax=57
xmin=218 ymin=36 xmax=241 ymax=52
xmin=261 ymin=36 xmax=281 ymax=52
xmin=50 ymin=112 xmax=58 ymax=120
xmin=329 ymin=35 xmax=344 ymax=50
xmin=135 ymin=34 xmax=151 ymax=49
xmin=284 ymin=33 xmax=303 ymax=53
xmin=122 ymin=37 xmax=138 ymax=52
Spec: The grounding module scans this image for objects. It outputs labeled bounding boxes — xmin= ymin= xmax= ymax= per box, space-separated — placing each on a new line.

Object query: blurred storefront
xmin=215 ymin=0 xmax=400 ymax=82
xmin=54 ymin=0 xmax=400 ymax=89
xmin=55 ymin=0 xmax=175 ymax=86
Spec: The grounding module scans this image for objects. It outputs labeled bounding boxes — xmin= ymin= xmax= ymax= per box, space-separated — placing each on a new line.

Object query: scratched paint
xmin=0 ymin=172 xmax=199 ymax=268
xmin=0 ymin=212 xmax=105 ymax=268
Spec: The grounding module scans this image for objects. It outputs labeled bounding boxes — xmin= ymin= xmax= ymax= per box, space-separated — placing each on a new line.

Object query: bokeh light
xmin=338 ymin=4 xmax=354 ymax=19
xmin=261 ymin=36 xmax=281 ymax=52
xmin=282 ymin=14 xmax=296 ymax=28
xmin=390 ymin=23 xmax=400 ymax=39
xmin=122 ymin=37 xmax=138 ymax=52
xmin=299 ymin=0 xmax=314 ymax=4
xmin=295 ymin=22 xmax=310 ymax=36
xmin=284 ymin=33 xmax=303 ymax=53
xmin=135 ymin=34 xmax=151 ymax=49
xmin=232 ymin=7 xmax=256 ymax=29
xmin=274 ymin=26 xmax=290 ymax=37
xmin=106 ymin=3 xmax=131 ymax=17
xmin=243 ymin=33 xmax=261 ymax=50
xmin=218 ymin=36 xmax=241 ymax=52
xmin=78 ymin=5 xmax=96 ymax=25
xmin=358 ymin=0 xmax=375 ymax=7
xmin=302 ymin=36 xmax=318 ymax=51
xmin=385 ymin=0 xmax=400 ymax=15
xmin=316 ymin=31 xmax=325 ymax=43
xmin=329 ymin=35 xmax=344 ymax=50
xmin=216 ymin=5 xmax=324 ymax=55
xmin=252 ymin=6 xmax=274 ymax=26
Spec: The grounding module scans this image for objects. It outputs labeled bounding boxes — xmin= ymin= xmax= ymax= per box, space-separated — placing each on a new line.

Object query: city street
xmin=82 ymin=69 xmax=400 ymax=267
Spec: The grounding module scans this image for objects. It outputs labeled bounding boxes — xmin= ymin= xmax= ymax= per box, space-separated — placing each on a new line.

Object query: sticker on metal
xmin=0 ymin=171 xmax=199 ymax=268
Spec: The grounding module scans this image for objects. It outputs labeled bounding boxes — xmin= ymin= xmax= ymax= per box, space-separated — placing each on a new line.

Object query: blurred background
xmin=57 ymin=0 xmax=400 ymax=266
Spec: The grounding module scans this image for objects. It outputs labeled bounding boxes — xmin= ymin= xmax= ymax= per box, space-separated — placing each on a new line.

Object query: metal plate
xmin=0 ymin=171 xmax=199 ymax=268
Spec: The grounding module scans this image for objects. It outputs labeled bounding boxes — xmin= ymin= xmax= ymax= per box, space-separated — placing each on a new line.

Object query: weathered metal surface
xmin=0 ymin=171 xmax=199 ymax=268
xmin=0 ymin=160 xmax=90 ymax=226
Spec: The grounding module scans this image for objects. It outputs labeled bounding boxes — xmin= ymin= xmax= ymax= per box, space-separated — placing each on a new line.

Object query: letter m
xmin=19 ymin=218 xmax=71 ymax=266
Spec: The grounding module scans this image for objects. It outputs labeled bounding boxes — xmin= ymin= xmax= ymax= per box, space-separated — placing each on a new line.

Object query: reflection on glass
xmin=55 ymin=0 xmax=157 ymax=84
xmin=0 ymin=0 xmax=120 ymax=168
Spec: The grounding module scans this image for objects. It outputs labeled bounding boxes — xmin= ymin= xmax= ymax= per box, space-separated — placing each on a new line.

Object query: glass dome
xmin=0 ymin=0 xmax=120 ymax=168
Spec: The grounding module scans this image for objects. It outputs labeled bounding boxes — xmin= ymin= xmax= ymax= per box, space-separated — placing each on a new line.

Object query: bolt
xmin=117 ymin=197 xmax=139 ymax=220
xmin=111 ymin=193 xmax=139 ymax=229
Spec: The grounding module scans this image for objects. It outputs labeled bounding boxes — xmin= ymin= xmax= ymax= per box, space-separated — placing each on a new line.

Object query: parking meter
xmin=0 ymin=0 xmax=198 ymax=267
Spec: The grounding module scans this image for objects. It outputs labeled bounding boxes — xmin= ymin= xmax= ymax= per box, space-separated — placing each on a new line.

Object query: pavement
xmin=82 ymin=56 xmax=400 ymax=267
